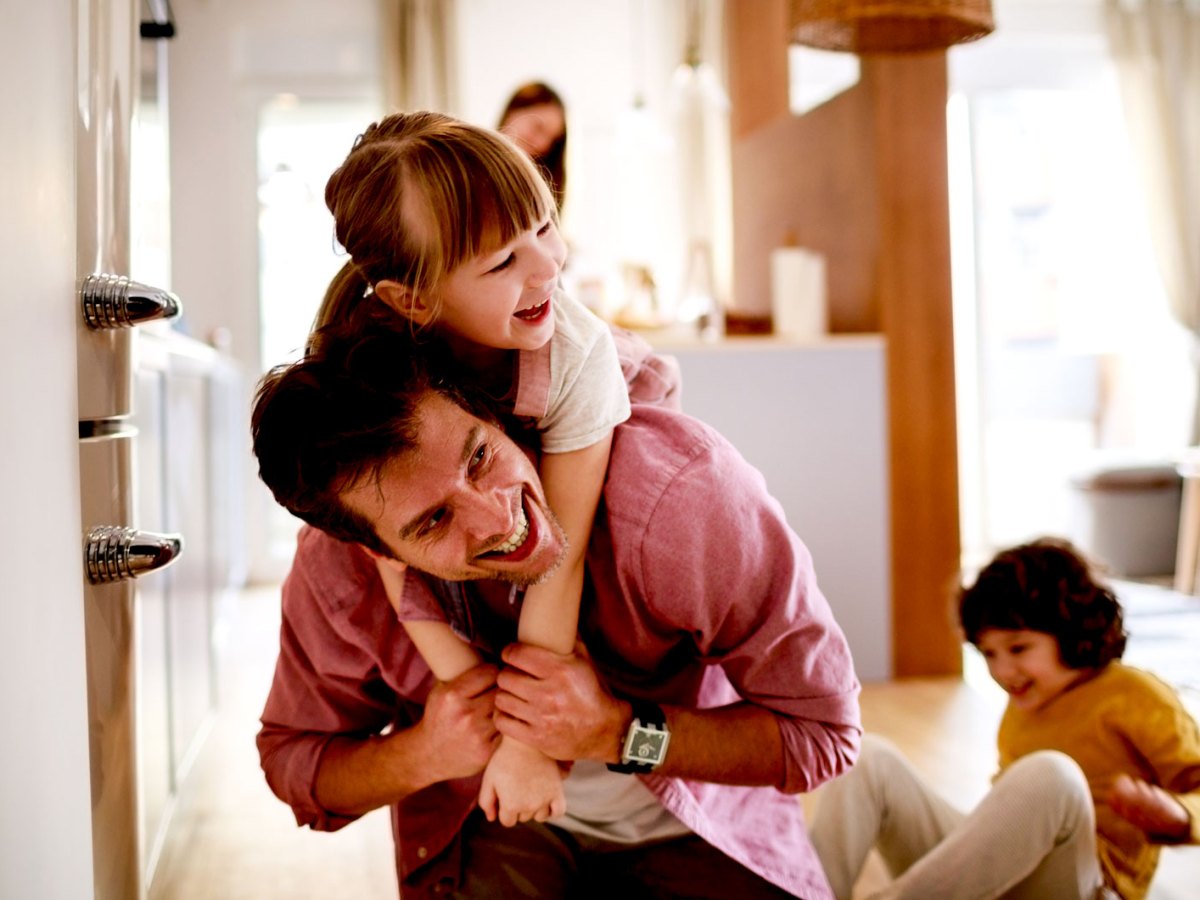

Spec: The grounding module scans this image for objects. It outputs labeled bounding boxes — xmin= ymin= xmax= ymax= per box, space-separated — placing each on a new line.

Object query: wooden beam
xmin=866 ymin=52 xmax=963 ymax=676
xmin=726 ymin=0 xmax=790 ymax=139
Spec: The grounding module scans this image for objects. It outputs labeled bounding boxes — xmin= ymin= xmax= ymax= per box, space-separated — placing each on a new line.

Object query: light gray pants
xmin=810 ymin=735 xmax=1107 ymax=900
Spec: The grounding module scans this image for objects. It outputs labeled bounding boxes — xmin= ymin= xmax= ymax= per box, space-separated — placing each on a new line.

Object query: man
xmin=251 ymin=325 xmax=861 ymax=898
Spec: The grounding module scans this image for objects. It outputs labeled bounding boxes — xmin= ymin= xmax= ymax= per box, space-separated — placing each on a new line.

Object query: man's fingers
xmin=452 ymin=663 xmax=499 ymax=698
xmin=500 ymin=641 xmax=571 ymax=676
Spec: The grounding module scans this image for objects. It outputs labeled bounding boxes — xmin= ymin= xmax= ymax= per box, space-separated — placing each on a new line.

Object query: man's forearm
xmin=315 ymin=664 xmax=501 ymax=816
xmin=610 ymin=701 xmax=786 ymax=788
xmin=314 ymin=727 xmax=442 ymax=816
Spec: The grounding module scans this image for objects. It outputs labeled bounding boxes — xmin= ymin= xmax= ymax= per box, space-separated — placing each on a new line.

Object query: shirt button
xmin=417 ymin=846 xmax=428 ymax=859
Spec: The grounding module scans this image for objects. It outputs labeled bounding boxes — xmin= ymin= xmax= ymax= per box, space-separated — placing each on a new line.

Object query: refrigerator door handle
xmin=81 ymin=273 xmax=182 ymax=330
xmin=85 ymin=525 xmax=183 ymax=584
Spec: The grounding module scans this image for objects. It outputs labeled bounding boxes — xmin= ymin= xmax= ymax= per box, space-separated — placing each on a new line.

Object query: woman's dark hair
xmin=958 ymin=537 xmax=1127 ymax=669
xmin=498 ymin=81 xmax=567 ymax=212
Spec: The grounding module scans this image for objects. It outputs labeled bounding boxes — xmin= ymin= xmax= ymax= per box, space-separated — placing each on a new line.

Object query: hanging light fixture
xmin=789 ymin=0 xmax=995 ymax=54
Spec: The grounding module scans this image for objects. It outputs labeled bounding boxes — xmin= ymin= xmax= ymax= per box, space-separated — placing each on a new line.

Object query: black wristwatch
xmin=607 ymin=698 xmax=670 ymax=774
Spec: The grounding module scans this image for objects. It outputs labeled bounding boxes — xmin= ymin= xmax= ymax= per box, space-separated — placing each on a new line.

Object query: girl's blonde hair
xmin=314 ymin=111 xmax=556 ymax=335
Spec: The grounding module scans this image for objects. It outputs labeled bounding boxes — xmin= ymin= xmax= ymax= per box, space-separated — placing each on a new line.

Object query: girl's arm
xmin=375 ymin=557 xmax=482 ymax=679
xmin=518 ymin=431 xmax=612 ymax=650
xmin=477 ymin=432 xmax=613 ymax=826
xmin=377 ymin=549 xmax=568 ymax=827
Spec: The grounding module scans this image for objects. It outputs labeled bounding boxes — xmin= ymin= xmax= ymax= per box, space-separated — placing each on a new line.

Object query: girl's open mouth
xmin=513 ymin=297 xmax=551 ymax=322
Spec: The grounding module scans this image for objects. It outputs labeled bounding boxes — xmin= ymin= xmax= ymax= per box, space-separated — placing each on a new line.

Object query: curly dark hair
xmin=958 ymin=537 xmax=1127 ymax=669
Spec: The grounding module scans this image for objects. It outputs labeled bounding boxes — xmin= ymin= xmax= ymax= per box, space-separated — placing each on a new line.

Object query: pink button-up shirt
xmin=258 ymin=401 xmax=861 ymax=898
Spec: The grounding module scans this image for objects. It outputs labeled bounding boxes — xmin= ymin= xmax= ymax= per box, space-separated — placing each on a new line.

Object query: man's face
xmin=341 ymin=392 xmax=567 ymax=585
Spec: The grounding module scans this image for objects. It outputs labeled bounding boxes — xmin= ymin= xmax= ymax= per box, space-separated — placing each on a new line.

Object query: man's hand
xmin=1094 ymin=773 xmax=1191 ymax=840
xmin=493 ymin=641 xmax=627 ymax=764
xmin=477 ymin=737 xmax=566 ymax=826
xmin=417 ymin=663 xmax=502 ymax=783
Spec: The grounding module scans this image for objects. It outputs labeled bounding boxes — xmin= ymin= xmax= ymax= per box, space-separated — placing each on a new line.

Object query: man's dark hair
xmin=958 ymin=536 xmax=1127 ymax=669
xmin=251 ymin=323 xmax=475 ymax=556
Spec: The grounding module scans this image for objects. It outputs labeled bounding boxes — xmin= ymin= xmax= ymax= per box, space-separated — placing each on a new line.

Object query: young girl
xmin=810 ymin=537 xmax=1200 ymax=900
xmin=311 ymin=111 xmax=678 ymax=828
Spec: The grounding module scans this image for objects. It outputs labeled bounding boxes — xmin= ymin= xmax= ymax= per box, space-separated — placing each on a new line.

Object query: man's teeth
xmin=490 ymin=507 xmax=529 ymax=555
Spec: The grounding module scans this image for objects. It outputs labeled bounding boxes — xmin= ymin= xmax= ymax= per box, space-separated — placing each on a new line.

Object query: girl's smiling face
xmin=430 ymin=216 xmax=566 ymax=355
xmin=976 ymin=628 xmax=1093 ymax=712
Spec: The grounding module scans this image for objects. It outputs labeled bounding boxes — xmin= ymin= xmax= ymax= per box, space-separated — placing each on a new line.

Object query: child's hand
xmin=373 ymin=556 xmax=408 ymax=617
xmin=478 ymin=738 xmax=566 ymax=827
xmin=1096 ymin=774 xmax=1190 ymax=840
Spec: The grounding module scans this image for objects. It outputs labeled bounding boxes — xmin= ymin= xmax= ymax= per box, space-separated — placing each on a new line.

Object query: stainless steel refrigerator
xmin=76 ymin=1 xmax=183 ymax=897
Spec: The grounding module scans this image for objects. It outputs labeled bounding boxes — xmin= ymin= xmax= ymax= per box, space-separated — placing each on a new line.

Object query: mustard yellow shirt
xmin=997 ymin=663 xmax=1200 ymax=899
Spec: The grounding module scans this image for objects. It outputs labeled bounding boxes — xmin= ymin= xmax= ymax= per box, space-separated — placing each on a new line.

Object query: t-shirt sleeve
xmin=539 ymin=294 xmax=631 ymax=453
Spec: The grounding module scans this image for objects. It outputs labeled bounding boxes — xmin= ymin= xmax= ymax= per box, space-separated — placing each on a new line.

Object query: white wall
xmin=456 ymin=0 xmax=730 ymax=320
xmin=167 ymin=0 xmax=380 ymax=582
xmin=0 ymin=2 xmax=97 ymax=897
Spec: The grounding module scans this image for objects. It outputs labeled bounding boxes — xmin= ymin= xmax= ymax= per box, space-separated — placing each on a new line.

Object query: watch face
xmin=627 ymin=726 xmax=668 ymax=764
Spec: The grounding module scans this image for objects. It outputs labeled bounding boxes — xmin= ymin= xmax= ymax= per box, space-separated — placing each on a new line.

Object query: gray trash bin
xmin=1067 ymin=460 xmax=1182 ymax=578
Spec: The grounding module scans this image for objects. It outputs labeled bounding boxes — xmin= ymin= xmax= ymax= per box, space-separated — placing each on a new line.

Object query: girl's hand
xmin=477 ymin=738 xmax=566 ymax=827
xmin=1098 ymin=774 xmax=1191 ymax=840
xmin=373 ymin=556 xmax=408 ymax=617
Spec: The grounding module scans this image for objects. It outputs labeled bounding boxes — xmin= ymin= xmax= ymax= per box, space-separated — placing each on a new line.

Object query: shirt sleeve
xmin=256 ymin=529 xmax=430 ymax=832
xmin=1121 ymin=675 xmax=1200 ymax=843
xmin=637 ymin=437 xmax=862 ymax=794
xmin=539 ymin=294 xmax=631 ymax=453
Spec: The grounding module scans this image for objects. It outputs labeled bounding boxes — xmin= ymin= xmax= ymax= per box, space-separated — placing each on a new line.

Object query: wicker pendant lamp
xmin=790 ymin=0 xmax=994 ymax=53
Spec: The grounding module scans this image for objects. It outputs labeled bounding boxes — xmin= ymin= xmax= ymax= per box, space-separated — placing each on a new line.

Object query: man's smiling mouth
xmin=481 ymin=504 xmax=529 ymax=557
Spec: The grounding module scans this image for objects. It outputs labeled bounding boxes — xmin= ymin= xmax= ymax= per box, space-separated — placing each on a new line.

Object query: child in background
xmin=312 ymin=111 xmax=677 ymax=828
xmin=810 ymin=537 xmax=1200 ymax=900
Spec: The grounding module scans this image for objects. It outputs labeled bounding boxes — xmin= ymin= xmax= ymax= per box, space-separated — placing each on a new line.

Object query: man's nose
xmin=469 ymin=484 xmax=514 ymax=544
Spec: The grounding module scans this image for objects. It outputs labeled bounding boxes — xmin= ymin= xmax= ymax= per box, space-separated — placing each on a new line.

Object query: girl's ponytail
xmin=310 ymin=261 xmax=412 ymax=356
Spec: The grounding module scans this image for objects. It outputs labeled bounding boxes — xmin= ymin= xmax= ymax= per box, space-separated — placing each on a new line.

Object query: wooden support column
xmin=866 ymin=53 xmax=962 ymax=676
xmin=726 ymin=2 xmax=963 ymax=677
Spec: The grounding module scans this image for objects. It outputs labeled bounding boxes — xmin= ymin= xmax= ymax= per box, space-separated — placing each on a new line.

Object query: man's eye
xmin=420 ymin=508 xmax=448 ymax=535
xmin=469 ymin=444 xmax=487 ymax=472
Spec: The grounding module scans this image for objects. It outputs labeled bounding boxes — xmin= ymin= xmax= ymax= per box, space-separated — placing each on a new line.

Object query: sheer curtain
xmin=378 ymin=0 xmax=460 ymax=115
xmin=1105 ymin=0 xmax=1200 ymax=438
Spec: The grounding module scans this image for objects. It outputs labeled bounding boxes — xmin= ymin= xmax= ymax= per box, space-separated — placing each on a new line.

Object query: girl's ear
xmin=375 ymin=279 xmax=435 ymax=327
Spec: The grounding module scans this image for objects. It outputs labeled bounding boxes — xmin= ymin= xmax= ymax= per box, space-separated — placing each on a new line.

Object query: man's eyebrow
xmin=395 ymin=423 xmax=484 ymax=541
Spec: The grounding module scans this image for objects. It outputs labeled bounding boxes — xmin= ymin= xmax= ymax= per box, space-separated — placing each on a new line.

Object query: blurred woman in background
xmin=498 ymin=81 xmax=568 ymax=212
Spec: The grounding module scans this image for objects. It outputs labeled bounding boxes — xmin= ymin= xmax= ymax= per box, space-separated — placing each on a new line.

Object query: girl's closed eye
xmin=487 ymin=253 xmax=515 ymax=274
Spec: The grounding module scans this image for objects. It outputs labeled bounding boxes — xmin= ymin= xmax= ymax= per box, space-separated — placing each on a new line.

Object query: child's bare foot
xmin=1106 ymin=774 xmax=1190 ymax=840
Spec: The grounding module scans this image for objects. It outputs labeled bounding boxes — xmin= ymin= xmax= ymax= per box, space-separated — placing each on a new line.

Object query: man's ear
xmin=374 ymin=279 xmax=435 ymax=327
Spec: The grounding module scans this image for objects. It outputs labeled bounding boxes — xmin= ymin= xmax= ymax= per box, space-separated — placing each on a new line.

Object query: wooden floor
xmin=148 ymin=586 xmax=1200 ymax=899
